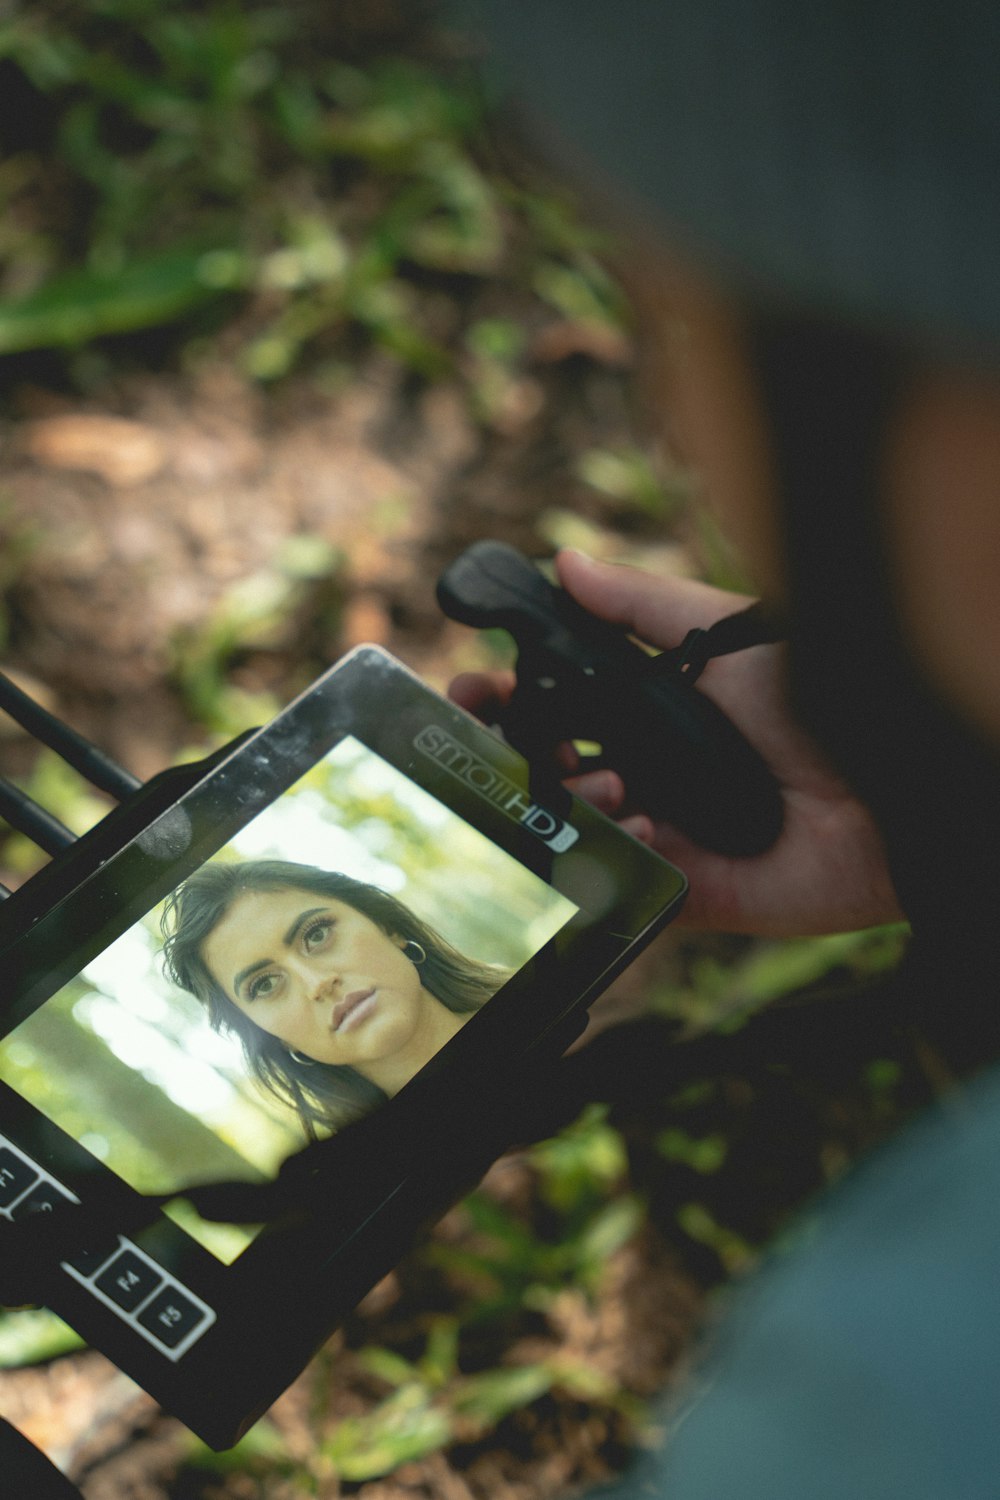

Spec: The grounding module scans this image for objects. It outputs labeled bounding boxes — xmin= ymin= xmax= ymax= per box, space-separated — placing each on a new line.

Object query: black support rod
xmin=0 ymin=673 xmax=140 ymax=801
xmin=0 ymin=777 xmax=76 ymax=854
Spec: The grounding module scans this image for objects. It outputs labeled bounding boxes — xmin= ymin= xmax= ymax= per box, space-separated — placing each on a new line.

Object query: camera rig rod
xmin=0 ymin=672 xmax=141 ymax=802
xmin=0 ymin=671 xmax=145 ymax=891
xmin=0 ymin=777 xmax=76 ymax=860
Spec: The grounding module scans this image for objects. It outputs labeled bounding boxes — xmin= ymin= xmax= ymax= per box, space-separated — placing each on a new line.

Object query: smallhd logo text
xmin=415 ymin=726 xmax=579 ymax=852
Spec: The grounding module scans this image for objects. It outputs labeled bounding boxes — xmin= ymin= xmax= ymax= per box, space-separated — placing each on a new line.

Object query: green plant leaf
xmin=322 ymin=1387 xmax=454 ymax=1481
xmin=450 ymin=1364 xmax=555 ymax=1427
xmin=657 ymin=1128 xmax=728 ymax=1173
xmin=0 ymin=1309 xmax=85 ymax=1368
xmin=0 ymin=249 xmax=243 ymax=354
xmin=358 ymin=1346 xmax=421 ymax=1388
xmin=577 ymin=1195 xmax=643 ymax=1265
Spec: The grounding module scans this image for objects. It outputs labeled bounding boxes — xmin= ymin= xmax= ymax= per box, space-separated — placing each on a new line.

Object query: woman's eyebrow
xmin=282 ymin=906 xmax=328 ymax=946
xmin=231 ymin=907 xmax=329 ymax=996
xmin=233 ymin=957 xmax=272 ymax=995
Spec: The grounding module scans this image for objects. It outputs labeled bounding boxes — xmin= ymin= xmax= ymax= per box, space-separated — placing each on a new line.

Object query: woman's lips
xmin=332 ymin=987 xmax=376 ymax=1033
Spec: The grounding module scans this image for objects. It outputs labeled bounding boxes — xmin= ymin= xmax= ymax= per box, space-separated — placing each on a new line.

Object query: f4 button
xmin=95 ymin=1250 xmax=162 ymax=1313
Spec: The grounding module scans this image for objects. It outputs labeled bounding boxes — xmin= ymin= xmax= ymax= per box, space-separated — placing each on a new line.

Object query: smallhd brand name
xmin=415 ymin=726 xmax=579 ymax=852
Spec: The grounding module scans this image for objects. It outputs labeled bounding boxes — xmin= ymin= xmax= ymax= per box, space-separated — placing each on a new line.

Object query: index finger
xmin=555 ymin=550 xmax=754 ymax=650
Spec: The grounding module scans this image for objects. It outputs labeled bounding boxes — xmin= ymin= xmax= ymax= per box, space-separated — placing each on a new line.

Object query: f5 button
xmin=138 ymin=1286 xmax=207 ymax=1350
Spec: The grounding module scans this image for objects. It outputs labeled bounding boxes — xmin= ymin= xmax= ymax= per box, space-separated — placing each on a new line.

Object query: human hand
xmin=450 ymin=550 xmax=904 ymax=938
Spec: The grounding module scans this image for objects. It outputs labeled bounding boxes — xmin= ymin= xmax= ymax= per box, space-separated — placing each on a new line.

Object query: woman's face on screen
xmin=200 ymin=887 xmax=427 ymax=1070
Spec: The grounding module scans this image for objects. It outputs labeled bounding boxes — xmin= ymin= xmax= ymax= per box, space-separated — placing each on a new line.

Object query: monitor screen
xmin=0 ymin=737 xmax=577 ymax=1264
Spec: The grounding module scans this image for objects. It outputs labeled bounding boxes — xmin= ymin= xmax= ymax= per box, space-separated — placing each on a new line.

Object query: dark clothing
xmin=599 ymin=1062 xmax=1000 ymax=1499
xmin=597 ymin=319 xmax=1000 ymax=1499
xmin=753 ymin=314 xmax=1000 ymax=1066
xmin=465 ymin=9 xmax=1000 ymax=1492
xmin=468 ymin=0 xmax=1000 ymax=351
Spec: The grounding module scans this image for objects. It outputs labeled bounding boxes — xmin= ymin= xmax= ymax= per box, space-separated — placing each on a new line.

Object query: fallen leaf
xmin=21 ymin=415 xmax=168 ymax=488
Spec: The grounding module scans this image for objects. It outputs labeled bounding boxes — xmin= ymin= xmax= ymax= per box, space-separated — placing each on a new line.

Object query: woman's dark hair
xmin=161 ymin=859 xmax=506 ymax=1138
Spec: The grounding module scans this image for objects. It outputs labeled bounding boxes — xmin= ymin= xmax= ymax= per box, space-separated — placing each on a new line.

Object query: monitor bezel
xmin=0 ymin=646 xmax=687 ymax=1445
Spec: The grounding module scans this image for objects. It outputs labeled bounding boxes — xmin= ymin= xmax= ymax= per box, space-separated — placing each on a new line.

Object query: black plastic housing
xmin=438 ymin=541 xmax=784 ymax=855
xmin=0 ymin=647 xmax=686 ymax=1447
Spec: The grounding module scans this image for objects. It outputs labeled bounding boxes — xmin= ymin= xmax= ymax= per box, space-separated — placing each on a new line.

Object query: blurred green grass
xmin=0 ymin=1 xmax=624 ymax=385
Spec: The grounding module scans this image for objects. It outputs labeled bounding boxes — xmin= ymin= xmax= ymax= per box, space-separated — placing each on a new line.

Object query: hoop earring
xmin=289 ymin=1048 xmax=316 ymax=1067
xmin=402 ymin=939 xmax=426 ymax=965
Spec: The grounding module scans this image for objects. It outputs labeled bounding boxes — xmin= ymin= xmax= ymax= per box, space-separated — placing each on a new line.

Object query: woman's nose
xmin=286 ymin=954 xmax=339 ymax=998
xmin=304 ymin=964 xmax=339 ymax=1003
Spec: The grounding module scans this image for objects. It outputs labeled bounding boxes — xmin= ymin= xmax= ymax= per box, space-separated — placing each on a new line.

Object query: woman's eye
xmin=247 ymin=972 xmax=280 ymax=1002
xmin=303 ymin=919 xmax=334 ymax=953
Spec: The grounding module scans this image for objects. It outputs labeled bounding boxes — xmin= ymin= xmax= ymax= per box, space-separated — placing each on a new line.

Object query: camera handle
xmin=437 ymin=541 xmax=786 ymax=856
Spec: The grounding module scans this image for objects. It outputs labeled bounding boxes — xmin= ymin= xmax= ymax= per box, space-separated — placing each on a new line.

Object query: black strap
xmin=658 ymin=601 xmax=786 ymax=684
